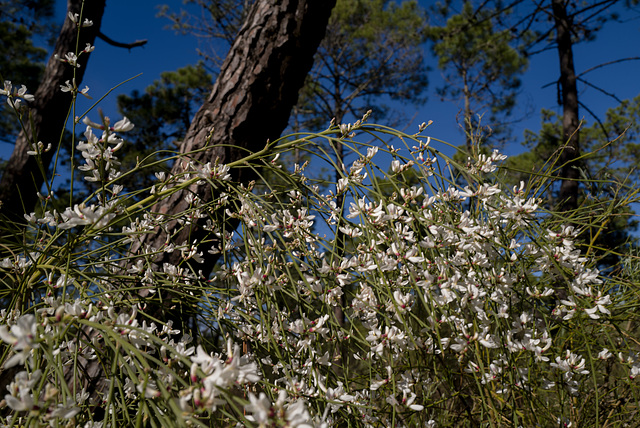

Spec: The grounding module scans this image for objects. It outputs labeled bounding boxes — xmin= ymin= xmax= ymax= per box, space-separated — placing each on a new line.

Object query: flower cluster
xmin=1 ymin=38 xmax=638 ymax=425
xmin=75 ymin=115 xmax=133 ymax=184
xmin=2 ymin=111 xmax=637 ymax=426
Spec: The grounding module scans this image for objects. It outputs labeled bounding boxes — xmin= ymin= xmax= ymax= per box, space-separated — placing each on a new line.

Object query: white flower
xmin=0 ymin=80 xmax=12 ymax=96
xmin=584 ymin=291 xmax=611 ymax=319
xmin=58 ymin=204 xmax=116 ymax=230
xmin=197 ymin=162 xmax=231 ymax=181
xmin=285 ymin=398 xmax=314 ymax=427
xmin=366 ymin=146 xmax=378 ymax=159
xmin=16 ymin=85 xmax=34 ymax=102
xmin=550 ymin=350 xmax=589 ymax=375
xmin=0 ymin=314 xmax=39 ymax=368
xmin=60 ymin=80 xmax=74 ymax=92
xmin=50 ymin=403 xmax=81 ymax=419
xmin=630 ymin=364 xmax=640 ymax=379
xmin=26 ymin=140 xmax=51 ymax=156
xmin=4 ymin=370 xmax=42 ymax=411
xmin=55 ymin=52 xmax=80 ymax=68
xmin=112 ymin=116 xmax=134 ymax=132
xmin=1 ymin=82 xmax=34 ymax=108
xmin=245 ymin=392 xmax=272 ymax=424
xmin=598 ymin=348 xmax=613 ymax=360
xmin=82 ymin=116 xmax=104 ymax=129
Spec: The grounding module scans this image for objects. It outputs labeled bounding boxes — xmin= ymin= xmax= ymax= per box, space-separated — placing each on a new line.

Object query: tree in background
xmin=427 ymin=1 xmax=528 ymax=152
xmin=294 ymin=0 xmax=427 ymax=128
xmin=550 ymin=0 xmax=580 ymax=212
xmin=138 ymin=0 xmax=429 ymax=327
xmin=509 ymin=107 xmax=638 ymax=269
xmin=155 ymin=0 xmax=429 ymax=225
xmin=128 ymin=0 xmax=337 ymax=332
xmin=0 ymin=0 xmax=55 ymax=145
xmin=422 ymin=0 xmax=638 ymax=267
xmin=160 ymin=0 xmax=428 ymax=131
xmin=500 ymin=0 xmax=640 ymax=266
xmin=0 ymin=0 xmax=148 ymax=219
xmin=0 ymin=0 xmax=106 ymax=220
xmin=506 ymin=0 xmax=637 ymax=211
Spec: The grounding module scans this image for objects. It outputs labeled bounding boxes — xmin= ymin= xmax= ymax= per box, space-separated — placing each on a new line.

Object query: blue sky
xmin=3 ymin=0 xmax=640 ymax=162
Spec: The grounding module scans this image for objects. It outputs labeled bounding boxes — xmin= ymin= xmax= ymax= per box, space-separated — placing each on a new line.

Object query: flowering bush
xmin=1 ymin=13 xmax=640 ymax=428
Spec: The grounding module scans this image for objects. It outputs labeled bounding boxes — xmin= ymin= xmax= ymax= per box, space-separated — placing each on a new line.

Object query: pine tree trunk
xmin=552 ymin=0 xmax=580 ymax=212
xmin=0 ymin=0 xmax=106 ymax=219
xmin=0 ymin=0 xmax=107 ymax=401
xmin=133 ymin=0 xmax=336 ymax=275
xmin=60 ymin=0 xmax=335 ymax=399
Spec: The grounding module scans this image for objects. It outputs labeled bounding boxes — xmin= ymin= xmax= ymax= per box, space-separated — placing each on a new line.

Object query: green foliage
xmin=161 ymin=0 xmax=428 ymax=130
xmin=3 ymin=7 xmax=640 ymax=419
xmin=0 ymin=0 xmax=54 ymax=144
xmin=3 ymin=96 xmax=640 ymax=425
xmin=427 ymin=1 xmax=528 ymax=148
xmin=505 ymin=107 xmax=639 ymax=270
xmin=296 ymin=0 xmax=428 ymax=129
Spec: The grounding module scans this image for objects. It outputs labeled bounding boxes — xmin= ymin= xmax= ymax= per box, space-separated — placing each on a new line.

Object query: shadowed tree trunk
xmin=0 ymin=0 xmax=106 ymax=397
xmin=128 ymin=0 xmax=337 ymax=334
xmin=552 ymin=0 xmax=580 ymax=212
xmin=0 ymin=0 xmax=106 ymax=219
xmin=46 ymin=0 xmax=335 ymax=401
xmin=133 ymin=0 xmax=336 ymax=274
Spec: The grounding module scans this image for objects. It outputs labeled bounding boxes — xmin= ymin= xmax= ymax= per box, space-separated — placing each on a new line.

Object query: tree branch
xmin=0 ymin=0 xmax=107 ymax=219
xmin=578 ymin=57 xmax=640 ymax=77
xmin=577 ymin=76 xmax=623 ymax=104
xmin=578 ymin=99 xmax=609 ymax=141
xmin=97 ymin=31 xmax=147 ymax=49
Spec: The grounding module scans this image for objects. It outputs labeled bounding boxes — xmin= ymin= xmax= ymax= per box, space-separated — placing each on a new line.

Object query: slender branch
xmin=578 ymin=99 xmax=609 ymax=141
xmin=568 ymin=0 xmax=618 ymax=23
xmin=578 ymin=57 xmax=640 ymax=77
xmin=577 ymin=76 xmax=623 ymax=104
xmin=543 ymin=73 xmax=627 ymax=104
xmin=525 ymin=41 xmax=558 ymax=57
xmin=97 ymin=31 xmax=147 ymax=49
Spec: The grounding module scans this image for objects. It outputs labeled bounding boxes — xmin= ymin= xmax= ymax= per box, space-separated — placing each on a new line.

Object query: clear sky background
xmin=4 ymin=0 xmax=640 ymax=163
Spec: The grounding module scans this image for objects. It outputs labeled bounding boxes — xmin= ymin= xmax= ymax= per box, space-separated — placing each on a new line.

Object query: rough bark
xmin=58 ymin=0 xmax=335 ymax=400
xmin=552 ymin=0 xmax=580 ymax=211
xmin=0 ymin=0 xmax=106 ymax=219
xmin=136 ymin=0 xmax=337 ymax=276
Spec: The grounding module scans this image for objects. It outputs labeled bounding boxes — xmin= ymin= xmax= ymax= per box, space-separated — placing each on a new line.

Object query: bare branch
xmin=578 ymin=99 xmax=610 ymax=141
xmin=97 ymin=31 xmax=147 ymax=49
xmin=568 ymin=0 xmax=618 ymax=23
xmin=577 ymin=76 xmax=624 ymax=104
xmin=578 ymin=57 xmax=640 ymax=77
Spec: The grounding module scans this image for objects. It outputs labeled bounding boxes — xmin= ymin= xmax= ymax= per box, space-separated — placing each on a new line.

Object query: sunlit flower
xmin=54 ymin=52 xmax=80 ymax=68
